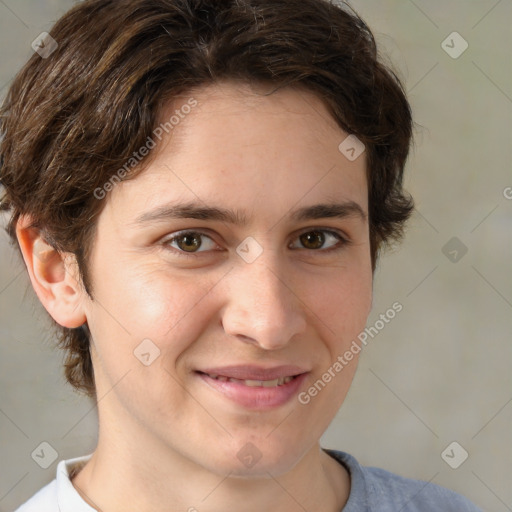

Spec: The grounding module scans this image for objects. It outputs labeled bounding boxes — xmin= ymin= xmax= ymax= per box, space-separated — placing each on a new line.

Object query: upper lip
xmin=197 ymin=365 xmax=308 ymax=381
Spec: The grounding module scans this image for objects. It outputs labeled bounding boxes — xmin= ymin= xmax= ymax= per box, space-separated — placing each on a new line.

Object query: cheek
xmin=299 ymin=269 xmax=371 ymax=422
xmin=308 ymin=262 xmax=372 ymax=341
xmin=88 ymin=258 xmax=221 ymax=365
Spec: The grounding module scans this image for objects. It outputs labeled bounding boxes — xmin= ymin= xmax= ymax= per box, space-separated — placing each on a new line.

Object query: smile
xmin=203 ymin=373 xmax=296 ymax=387
xmin=196 ymin=369 xmax=308 ymax=410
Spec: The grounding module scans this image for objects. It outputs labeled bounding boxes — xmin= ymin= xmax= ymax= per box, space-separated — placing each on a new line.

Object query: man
xmin=1 ymin=1 xmax=481 ymax=510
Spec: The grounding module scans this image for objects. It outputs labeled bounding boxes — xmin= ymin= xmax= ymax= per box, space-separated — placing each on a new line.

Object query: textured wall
xmin=0 ymin=1 xmax=510 ymax=511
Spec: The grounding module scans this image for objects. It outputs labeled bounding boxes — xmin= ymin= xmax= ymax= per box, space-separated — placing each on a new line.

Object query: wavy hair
xmin=0 ymin=0 xmax=414 ymax=397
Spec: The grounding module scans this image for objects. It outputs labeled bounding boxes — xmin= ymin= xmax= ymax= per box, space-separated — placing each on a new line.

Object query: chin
xmin=203 ymin=436 xmax=308 ymax=478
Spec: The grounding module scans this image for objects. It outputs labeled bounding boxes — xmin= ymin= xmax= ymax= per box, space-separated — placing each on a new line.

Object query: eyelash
xmin=161 ymin=228 xmax=350 ymax=258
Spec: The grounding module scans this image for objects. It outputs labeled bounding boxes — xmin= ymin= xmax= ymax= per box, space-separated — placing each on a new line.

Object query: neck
xmin=72 ymin=430 xmax=350 ymax=512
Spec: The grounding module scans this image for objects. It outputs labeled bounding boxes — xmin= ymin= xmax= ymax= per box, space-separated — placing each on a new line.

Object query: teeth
xmin=206 ymin=374 xmax=295 ymax=387
xmin=238 ymin=379 xmax=265 ymax=387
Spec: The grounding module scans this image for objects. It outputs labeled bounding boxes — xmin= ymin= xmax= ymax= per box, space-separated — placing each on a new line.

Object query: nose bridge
xmin=221 ymin=249 xmax=306 ymax=348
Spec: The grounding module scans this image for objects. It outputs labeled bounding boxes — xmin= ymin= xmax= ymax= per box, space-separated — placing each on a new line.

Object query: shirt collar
xmin=55 ymin=454 xmax=96 ymax=511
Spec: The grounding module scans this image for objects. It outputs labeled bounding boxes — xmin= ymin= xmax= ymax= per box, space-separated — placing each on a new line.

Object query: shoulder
xmin=14 ymin=480 xmax=58 ymax=512
xmin=325 ymin=449 xmax=483 ymax=512
xmin=362 ymin=464 xmax=482 ymax=511
xmin=13 ymin=455 xmax=94 ymax=512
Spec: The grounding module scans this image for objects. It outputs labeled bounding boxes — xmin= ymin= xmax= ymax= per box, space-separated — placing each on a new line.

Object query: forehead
xmin=159 ymin=80 xmax=353 ymax=160
xmin=105 ymin=81 xmax=368 ymax=226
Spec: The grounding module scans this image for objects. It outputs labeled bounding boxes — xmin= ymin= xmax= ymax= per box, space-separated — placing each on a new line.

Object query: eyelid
xmin=295 ymin=226 xmax=349 ymax=241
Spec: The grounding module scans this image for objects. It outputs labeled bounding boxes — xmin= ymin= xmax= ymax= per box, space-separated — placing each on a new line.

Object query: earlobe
xmin=15 ymin=216 xmax=87 ymax=329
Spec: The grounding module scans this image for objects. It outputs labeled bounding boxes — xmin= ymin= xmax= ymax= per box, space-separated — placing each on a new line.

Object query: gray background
xmin=0 ymin=1 xmax=511 ymax=510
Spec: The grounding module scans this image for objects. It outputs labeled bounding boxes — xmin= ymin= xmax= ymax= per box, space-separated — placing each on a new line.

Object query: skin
xmin=17 ymin=80 xmax=373 ymax=512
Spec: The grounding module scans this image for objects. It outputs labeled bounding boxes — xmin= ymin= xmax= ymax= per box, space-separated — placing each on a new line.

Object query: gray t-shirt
xmin=15 ymin=449 xmax=482 ymax=511
xmin=325 ymin=450 xmax=482 ymax=511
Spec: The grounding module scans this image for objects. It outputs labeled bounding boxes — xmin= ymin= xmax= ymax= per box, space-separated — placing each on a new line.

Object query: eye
xmin=162 ymin=230 xmax=219 ymax=256
xmin=161 ymin=228 xmax=349 ymax=258
xmin=290 ymin=229 xmax=349 ymax=253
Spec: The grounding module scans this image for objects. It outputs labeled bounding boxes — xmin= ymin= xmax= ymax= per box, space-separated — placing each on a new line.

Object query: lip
xmin=198 ymin=364 xmax=308 ymax=380
xmin=196 ymin=365 xmax=309 ymax=410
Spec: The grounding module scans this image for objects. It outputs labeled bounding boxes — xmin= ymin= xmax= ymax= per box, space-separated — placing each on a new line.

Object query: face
xmin=80 ymin=81 xmax=372 ymax=477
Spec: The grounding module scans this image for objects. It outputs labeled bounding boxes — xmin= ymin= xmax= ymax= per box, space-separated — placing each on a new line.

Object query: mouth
xmin=198 ymin=372 xmax=297 ymax=387
xmin=195 ymin=365 xmax=308 ymax=409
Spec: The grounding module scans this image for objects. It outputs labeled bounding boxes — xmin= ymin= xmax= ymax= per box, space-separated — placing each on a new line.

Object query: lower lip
xmin=197 ymin=372 xmax=308 ymax=410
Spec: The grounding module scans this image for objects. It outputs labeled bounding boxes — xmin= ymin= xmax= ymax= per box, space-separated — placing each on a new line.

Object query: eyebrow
xmin=132 ymin=200 xmax=367 ymax=227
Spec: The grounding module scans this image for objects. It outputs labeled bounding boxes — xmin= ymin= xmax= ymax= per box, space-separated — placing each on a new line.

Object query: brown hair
xmin=0 ymin=0 xmax=414 ymax=397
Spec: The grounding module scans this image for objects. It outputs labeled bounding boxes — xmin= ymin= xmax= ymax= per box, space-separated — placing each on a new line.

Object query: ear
xmin=15 ymin=215 xmax=87 ymax=328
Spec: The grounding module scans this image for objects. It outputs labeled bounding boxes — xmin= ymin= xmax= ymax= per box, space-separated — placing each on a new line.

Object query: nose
xmin=220 ymin=255 xmax=307 ymax=350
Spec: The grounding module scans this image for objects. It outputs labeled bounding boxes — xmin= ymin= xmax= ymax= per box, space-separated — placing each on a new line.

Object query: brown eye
xmin=163 ymin=231 xmax=218 ymax=256
xmin=176 ymin=233 xmax=202 ymax=252
xmin=299 ymin=230 xmax=325 ymax=250
xmin=290 ymin=229 xmax=348 ymax=253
